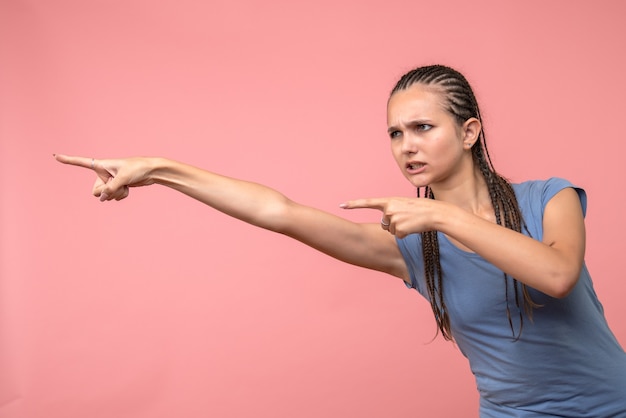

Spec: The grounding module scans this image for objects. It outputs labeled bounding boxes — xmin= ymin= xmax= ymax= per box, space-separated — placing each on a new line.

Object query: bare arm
xmin=343 ymin=188 xmax=585 ymax=298
xmin=437 ymin=188 xmax=585 ymax=298
xmin=54 ymin=155 xmax=409 ymax=281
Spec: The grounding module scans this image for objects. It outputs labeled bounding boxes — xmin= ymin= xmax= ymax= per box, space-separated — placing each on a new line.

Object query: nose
xmin=400 ymin=133 xmax=419 ymax=154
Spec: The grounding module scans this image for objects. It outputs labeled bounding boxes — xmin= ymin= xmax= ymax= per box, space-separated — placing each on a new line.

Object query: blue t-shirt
xmin=396 ymin=178 xmax=626 ymax=417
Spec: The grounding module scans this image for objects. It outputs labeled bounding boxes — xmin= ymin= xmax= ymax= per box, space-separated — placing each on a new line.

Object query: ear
xmin=462 ymin=117 xmax=481 ymax=149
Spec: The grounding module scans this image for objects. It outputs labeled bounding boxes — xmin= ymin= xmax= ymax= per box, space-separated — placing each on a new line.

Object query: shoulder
xmin=395 ymin=233 xmax=423 ymax=291
xmin=513 ymin=177 xmax=587 ymax=216
xmin=395 ymin=233 xmax=421 ymax=264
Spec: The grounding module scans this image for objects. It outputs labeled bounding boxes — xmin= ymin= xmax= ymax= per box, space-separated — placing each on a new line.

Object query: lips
xmin=406 ymin=161 xmax=426 ymax=174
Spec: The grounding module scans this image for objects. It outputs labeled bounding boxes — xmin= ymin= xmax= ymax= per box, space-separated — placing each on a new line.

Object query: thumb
xmin=99 ymin=176 xmax=127 ymax=202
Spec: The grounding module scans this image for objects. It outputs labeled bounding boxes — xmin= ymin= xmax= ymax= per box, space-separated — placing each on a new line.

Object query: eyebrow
xmin=387 ymin=119 xmax=433 ymax=134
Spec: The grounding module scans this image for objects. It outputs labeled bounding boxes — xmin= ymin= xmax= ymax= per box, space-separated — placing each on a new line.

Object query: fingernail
xmin=339 ymin=203 xmax=347 ymax=208
xmin=100 ymin=193 xmax=109 ymax=202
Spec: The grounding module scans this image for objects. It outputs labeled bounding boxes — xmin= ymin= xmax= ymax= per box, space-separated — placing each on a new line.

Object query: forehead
xmin=387 ymin=83 xmax=447 ymax=125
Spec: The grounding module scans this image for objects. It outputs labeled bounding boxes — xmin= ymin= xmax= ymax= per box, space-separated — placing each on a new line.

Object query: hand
xmin=54 ymin=154 xmax=156 ymax=201
xmin=341 ymin=197 xmax=441 ymax=238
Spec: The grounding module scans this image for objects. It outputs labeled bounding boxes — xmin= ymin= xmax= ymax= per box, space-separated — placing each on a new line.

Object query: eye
xmin=416 ymin=124 xmax=433 ymax=131
xmin=389 ymin=130 xmax=402 ymax=139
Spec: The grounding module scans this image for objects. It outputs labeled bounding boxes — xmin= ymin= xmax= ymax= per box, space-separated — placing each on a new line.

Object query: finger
xmin=54 ymin=154 xmax=96 ymax=170
xmin=106 ymin=185 xmax=128 ymax=201
xmin=380 ymin=216 xmax=391 ymax=230
xmin=100 ymin=175 xmax=128 ymax=201
xmin=115 ymin=186 xmax=130 ymax=201
xmin=92 ymin=176 xmax=107 ymax=197
xmin=340 ymin=197 xmax=390 ymax=211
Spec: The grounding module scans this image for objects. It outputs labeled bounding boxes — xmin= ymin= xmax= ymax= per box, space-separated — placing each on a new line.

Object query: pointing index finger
xmin=54 ymin=154 xmax=95 ymax=170
xmin=340 ymin=197 xmax=390 ymax=211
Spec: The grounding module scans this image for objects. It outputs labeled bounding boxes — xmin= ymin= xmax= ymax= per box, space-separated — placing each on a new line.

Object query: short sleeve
xmin=541 ymin=177 xmax=587 ymax=218
xmin=514 ymin=177 xmax=587 ymax=242
xmin=395 ymin=233 xmax=429 ymax=297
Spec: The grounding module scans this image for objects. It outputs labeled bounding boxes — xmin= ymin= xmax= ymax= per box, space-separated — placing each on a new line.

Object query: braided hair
xmin=391 ymin=65 xmax=538 ymax=341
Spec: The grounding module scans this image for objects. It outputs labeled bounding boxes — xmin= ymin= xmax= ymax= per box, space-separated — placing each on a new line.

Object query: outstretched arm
xmin=54 ymin=155 xmax=409 ymax=281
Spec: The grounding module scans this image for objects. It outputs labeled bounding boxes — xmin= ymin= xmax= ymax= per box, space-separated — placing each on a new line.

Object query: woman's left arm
xmin=438 ymin=187 xmax=585 ymax=298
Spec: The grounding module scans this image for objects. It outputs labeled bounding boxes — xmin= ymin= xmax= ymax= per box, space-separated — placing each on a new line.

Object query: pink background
xmin=1 ymin=1 xmax=625 ymax=417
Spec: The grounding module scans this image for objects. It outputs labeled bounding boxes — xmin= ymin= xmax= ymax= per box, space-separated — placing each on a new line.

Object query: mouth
xmin=406 ymin=162 xmax=425 ymax=171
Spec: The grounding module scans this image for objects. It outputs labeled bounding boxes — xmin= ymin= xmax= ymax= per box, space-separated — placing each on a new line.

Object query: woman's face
xmin=387 ymin=83 xmax=472 ymax=190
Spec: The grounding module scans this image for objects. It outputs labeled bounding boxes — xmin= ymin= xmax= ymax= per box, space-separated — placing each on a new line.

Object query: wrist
xmin=148 ymin=157 xmax=177 ymax=186
xmin=431 ymin=201 xmax=463 ymax=234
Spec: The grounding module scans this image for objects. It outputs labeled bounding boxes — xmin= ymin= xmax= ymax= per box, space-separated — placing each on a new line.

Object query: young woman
xmin=55 ymin=65 xmax=626 ymax=417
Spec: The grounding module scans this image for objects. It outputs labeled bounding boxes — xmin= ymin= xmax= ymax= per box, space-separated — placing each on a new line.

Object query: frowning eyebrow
xmin=387 ymin=119 xmax=433 ymax=133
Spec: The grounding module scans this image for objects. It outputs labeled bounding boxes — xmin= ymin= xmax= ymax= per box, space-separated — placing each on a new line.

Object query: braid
xmin=393 ymin=65 xmax=539 ymax=341
xmin=421 ymin=188 xmax=453 ymax=340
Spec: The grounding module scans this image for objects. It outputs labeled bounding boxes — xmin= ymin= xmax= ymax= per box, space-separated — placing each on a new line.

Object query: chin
xmin=406 ymin=177 xmax=429 ymax=189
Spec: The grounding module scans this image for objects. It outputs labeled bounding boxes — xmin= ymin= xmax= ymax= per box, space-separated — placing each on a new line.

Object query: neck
xmin=429 ymin=165 xmax=494 ymax=220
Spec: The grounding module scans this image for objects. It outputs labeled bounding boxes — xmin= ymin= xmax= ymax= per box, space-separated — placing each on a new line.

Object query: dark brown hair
xmin=391 ymin=65 xmax=538 ymax=341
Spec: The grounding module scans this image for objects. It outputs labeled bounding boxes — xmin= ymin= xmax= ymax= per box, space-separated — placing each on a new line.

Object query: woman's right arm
xmin=54 ymin=155 xmax=409 ymax=281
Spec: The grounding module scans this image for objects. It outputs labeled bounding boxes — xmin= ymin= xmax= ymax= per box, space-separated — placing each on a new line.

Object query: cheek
xmin=390 ymin=142 xmax=404 ymax=165
xmin=433 ymin=133 xmax=463 ymax=156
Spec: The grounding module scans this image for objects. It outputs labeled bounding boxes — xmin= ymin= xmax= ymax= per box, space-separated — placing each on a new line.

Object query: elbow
xmin=546 ymin=268 xmax=582 ymax=299
xmin=550 ymin=282 xmax=575 ymax=299
xmin=262 ymin=196 xmax=295 ymax=233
